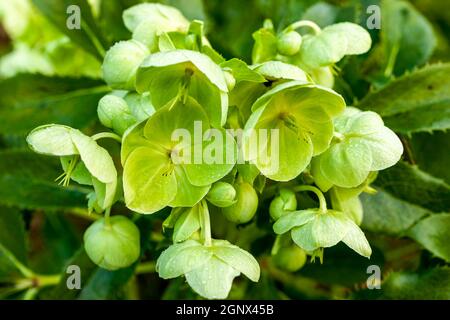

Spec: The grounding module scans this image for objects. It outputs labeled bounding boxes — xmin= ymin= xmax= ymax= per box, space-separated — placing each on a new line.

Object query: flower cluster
xmin=26 ymin=3 xmax=403 ymax=299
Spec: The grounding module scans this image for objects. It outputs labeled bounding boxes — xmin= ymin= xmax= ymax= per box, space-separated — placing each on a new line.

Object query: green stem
xmin=200 ymin=200 xmax=212 ymax=247
xmin=293 ymin=185 xmax=327 ymax=212
xmin=23 ymin=288 xmax=39 ymax=300
xmin=284 ymin=20 xmax=321 ymax=35
xmin=35 ymin=274 xmax=61 ymax=287
xmin=104 ymin=207 xmax=112 ymax=226
xmin=135 ymin=261 xmax=156 ymax=274
xmin=92 ymin=132 xmax=122 ymax=143
xmin=67 ymin=208 xmax=102 ymax=221
xmin=0 ymin=244 xmax=34 ymax=278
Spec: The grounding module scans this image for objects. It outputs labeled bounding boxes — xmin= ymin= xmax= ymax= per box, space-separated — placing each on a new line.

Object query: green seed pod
xmin=269 ymin=188 xmax=297 ymax=220
xmin=277 ymin=31 xmax=302 ymax=56
xmin=222 ymin=182 xmax=258 ymax=224
xmin=273 ymin=245 xmax=307 ymax=272
xmin=102 ymin=40 xmax=149 ymax=90
xmin=206 ymin=182 xmax=236 ymax=207
xmin=84 ymin=216 xmax=140 ymax=271
xmin=223 ymin=70 xmax=236 ymax=91
xmin=97 ymin=94 xmax=136 ymax=135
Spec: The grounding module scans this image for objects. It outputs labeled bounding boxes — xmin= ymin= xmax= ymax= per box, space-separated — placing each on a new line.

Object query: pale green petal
xmin=121 ymin=120 xmax=158 ymax=166
xmin=319 ymin=138 xmax=373 ymax=188
xmin=212 ymin=240 xmax=260 ymax=282
xmin=291 ymin=210 xmax=349 ymax=251
xmin=273 ymin=209 xmax=317 ymax=235
xmin=173 ymin=205 xmax=201 ymax=243
xmin=252 ymin=61 xmax=307 ymax=81
xmin=341 ymin=219 xmax=372 ymax=258
xmin=70 ymin=130 xmax=117 ymax=184
xmin=169 ymin=166 xmax=210 ymax=207
xmin=156 ymin=240 xmax=212 ymax=279
xmin=324 ymin=22 xmax=371 ymax=55
xmin=27 ymin=124 xmax=77 ymax=156
xmin=185 ymin=256 xmax=240 ymax=299
xmin=310 ymin=157 xmax=333 ymax=192
xmin=123 ymin=147 xmax=176 ymax=213
xmin=298 ymin=32 xmax=348 ymax=69
xmin=364 ymin=127 xmax=404 ymax=171
xmin=92 ymin=176 xmax=117 ymax=210
xmin=182 ymin=128 xmax=236 ymax=186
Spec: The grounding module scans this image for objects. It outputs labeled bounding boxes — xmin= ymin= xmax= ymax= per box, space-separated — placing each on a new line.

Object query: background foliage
xmin=0 ymin=0 xmax=449 ymax=300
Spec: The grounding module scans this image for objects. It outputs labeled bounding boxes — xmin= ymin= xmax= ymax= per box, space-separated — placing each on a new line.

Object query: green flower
xmin=243 ymin=80 xmax=345 ymax=181
xmin=156 ymin=239 xmax=260 ymax=299
xmin=311 ymin=107 xmax=403 ymax=190
xmin=123 ymin=3 xmax=189 ymax=51
xmin=84 ymin=216 xmax=140 ymax=270
xmin=273 ymin=208 xmax=371 ymax=258
xmin=121 ymin=97 xmax=236 ymax=214
xmin=27 ymin=124 xmax=117 ymax=210
xmin=277 ymin=31 xmax=302 ymax=56
xmin=136 ymin=49 xmax=229 ymax=127
xmin=102 ymin=40 xmax=149 ymax=90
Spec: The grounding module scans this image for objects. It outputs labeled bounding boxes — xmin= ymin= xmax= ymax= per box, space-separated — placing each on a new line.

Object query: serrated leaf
xmin=361 ymin=188 xmax=429 ymax=235
xmin=358 ymin=63 xmax=450 ymax=133
xmin=407 ymin=214 xmax=450 ymax=262
xmin=381 ymin=268 xmax=450 ymax=299
xmin=0 ymin=150 xmax=88 ymax=210
xmin=374 ymin=161 xmax=450 ymax=213
xmin=32 ymin=0 xmax=108 ymax=60
xmin=0 ymin=75 xmax=109 ymax=135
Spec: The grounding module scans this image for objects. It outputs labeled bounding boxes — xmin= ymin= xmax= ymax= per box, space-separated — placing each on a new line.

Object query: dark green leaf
xmin=380 ymin=0 xmax=436 ymax=76
xmin=0 ymin=74 xmax=109 ymax=135
xmin=408 ymin=213 xmax=450 ymax=262
xmin=32 ymin=0 xmax=108 ymax=60
xmin=374 ymin=161 xmax=450 ymax=213
xmin=381 ymin=267 xmax=450 ymax=299
xmin=361 ymin=188 xmax=429 ymax=235
xmin=358 ymin=63 xmax=450 ymax=133
xmin=410 ymin=131 xmax=450 ymax=185
xmin=0 ymin=150 xmax=88 ymax=209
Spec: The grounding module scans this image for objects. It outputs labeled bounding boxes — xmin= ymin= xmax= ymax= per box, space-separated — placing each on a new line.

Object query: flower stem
xmin=67 ymin=208 xmax=102 ymax=221
xmin=91 ymin=132 xmax=122 ymax=143
xmin=284 ymin=20 xmax=321 ymax=35
xmin=293 ymin=185 xmax=327 ymax=212
xmin=104 ymin=207 xmax=112 ymax=227
xmin=135 ymin=261 xmax=156 ymax=274
xmin=199 ymin=200 xmax=212 ymax=247
xmin=0 ymin=244 xmax=34 ymax=278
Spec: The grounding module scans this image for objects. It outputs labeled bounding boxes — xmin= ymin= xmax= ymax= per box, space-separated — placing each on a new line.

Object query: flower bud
xmin=273 ymin=245 xmax=306 ymax=272
xmin=97 ymin=94 xmax=136 ymax=135
xmin=222 ymin=182 xmax=258 ymax=224
xmin=123 ymin=92 xmax=155 ymax=122
xmin=206 ymin=182 xmax=236 ymax=207
xmin=224 ymin=70 xmax=236 ymax=91
xmin=269 ymin=188 xmax=297 ymax=220
xmin=277 ymin=31 xmax=302 ymax=56
xmin=84 ymin=216 xmax=140 ymax=270
xmin=102 ymin=40 xmax=149 ymax=90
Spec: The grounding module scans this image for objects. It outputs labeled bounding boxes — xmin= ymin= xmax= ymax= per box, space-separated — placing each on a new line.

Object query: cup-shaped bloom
xmin=123 ymin=3 xmax=189 ymax=51
xmin=84 ymin=216 xmax=140 ymax=270
xmin=206 ymin=182 xmax=236 ymax=208
xmin=243 ymin=80 xmax=345 ymax=181
xmin=273 ymin=209 xmax=371 ymax=258
xmin=27 ymin=124 xmax=117 ymax=210
xmin=221 ymin=182 xmax=258 ymax=224
xmin=269 ymin=188 xmax=297 ymax=220
xmin=156 ymin=239 xmax=260 ymax=299
xmin=121 ymin=97 xmax=236 ymax=214
xmin=293 ymin=22 xmax=371 ymax=70
xmin=311 ymin=107 xmax=403 ymax=191
xmin=136 ymin=49 xmax=229 ymax=127
xmin=102 ymin=40 xmax=149 ymax=90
